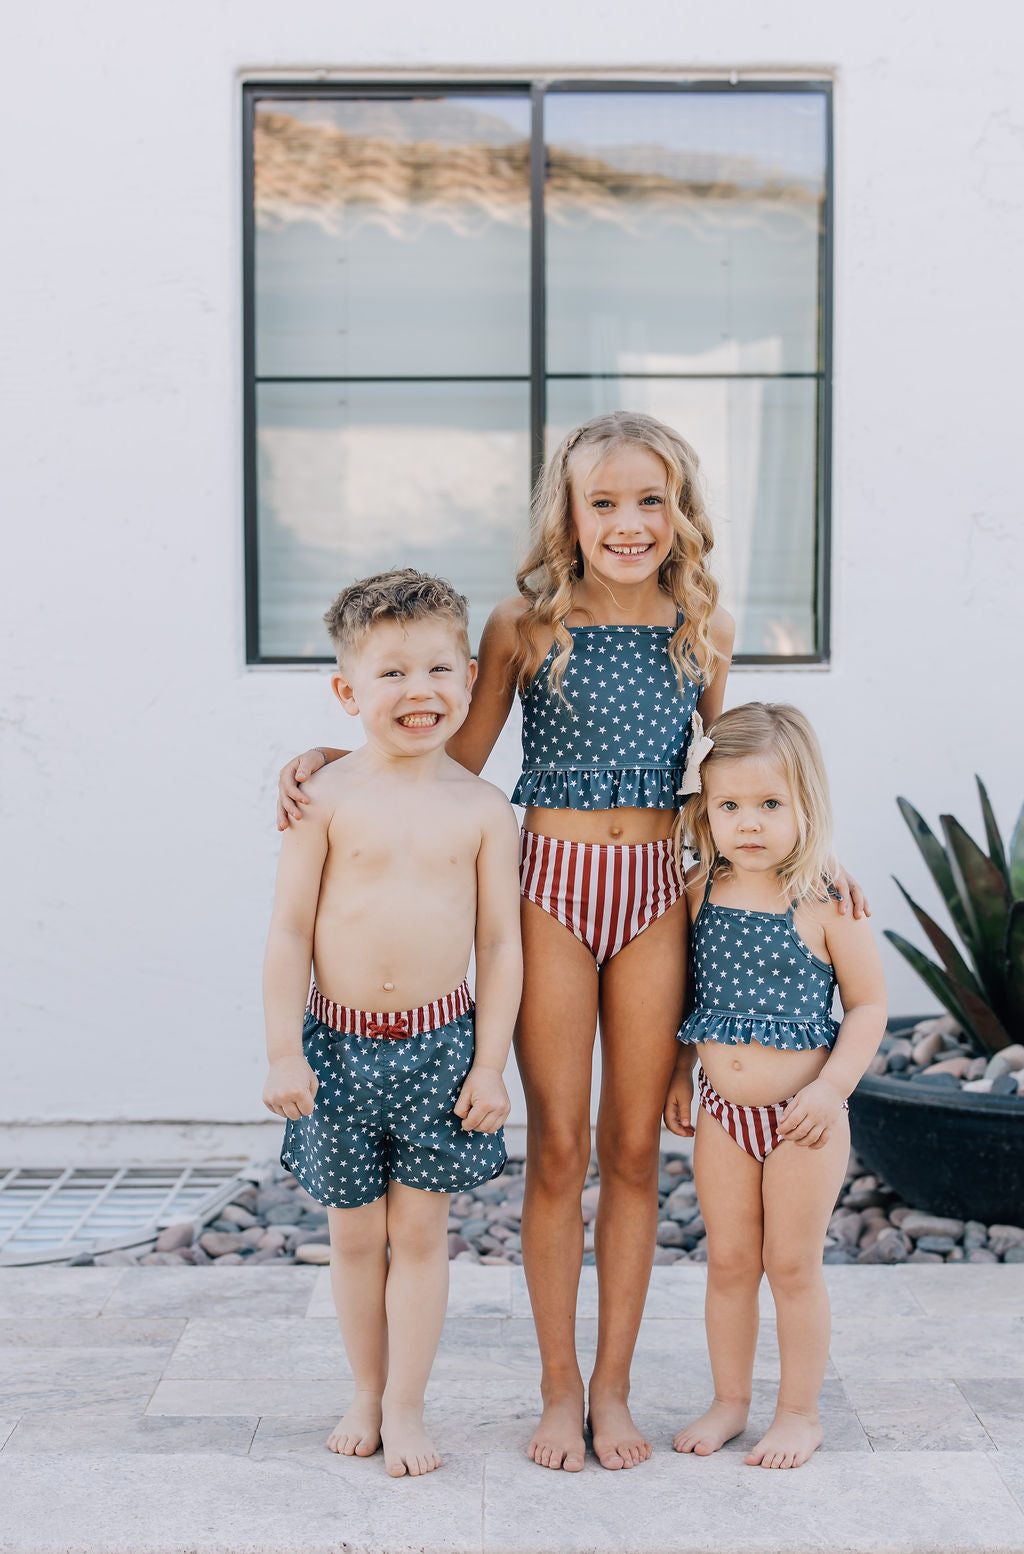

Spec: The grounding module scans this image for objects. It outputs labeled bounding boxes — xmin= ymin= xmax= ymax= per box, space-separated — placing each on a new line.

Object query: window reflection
xmin=257 ymin=382 xmax=530 ymax=659
xmin=545 ymin=92 xmax=826 ymax=375
xmin=254 ymin=97 xmax=532 ymax=378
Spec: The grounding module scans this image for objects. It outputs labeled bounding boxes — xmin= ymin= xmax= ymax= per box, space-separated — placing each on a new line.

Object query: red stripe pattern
xmin=307 ymin=980 xmax=473 ymax=1039
xmin=518 ymin=831 xmax=683 ymax=967
xmin=697 ymin=1067 xmax=848 ymax=1161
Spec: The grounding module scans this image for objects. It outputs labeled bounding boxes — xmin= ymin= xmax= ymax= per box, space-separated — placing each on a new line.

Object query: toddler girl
xmin=664 ymin=702 xmax=886 ymax=1469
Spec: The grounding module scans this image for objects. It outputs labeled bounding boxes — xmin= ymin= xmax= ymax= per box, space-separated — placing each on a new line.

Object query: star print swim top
xmin=511 ymin=619 xmax=702 ymax=811
xmin=677 ymin=877 xmax=839 ymax=1053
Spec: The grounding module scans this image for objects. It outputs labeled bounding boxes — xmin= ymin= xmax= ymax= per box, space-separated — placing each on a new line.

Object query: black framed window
xmin=243 ymin=80 xmax=832 ymax=664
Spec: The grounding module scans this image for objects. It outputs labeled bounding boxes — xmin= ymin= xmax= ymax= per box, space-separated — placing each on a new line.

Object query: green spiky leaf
xmin=892 ymin=877 xmax=983 ymax=998
xmin=976 ymin=776 xmax=1009 ymax=884
xmin=884 ymin=931 xmax=1010 ymax=1057
xmin=896 ymin=797 xmax=972 ymax=947
xmin=1004 ymin=899 xmax=1024 ymax=1034
xmin=1010 ymin=802 xmax=1024 ymax=901
xmin=942 ymin=815 xmax=1011 ymax=1010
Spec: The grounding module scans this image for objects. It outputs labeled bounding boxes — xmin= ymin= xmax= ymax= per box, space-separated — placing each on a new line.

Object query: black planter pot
xmin=850 ymin=1073 xmax=1024 ymax=1225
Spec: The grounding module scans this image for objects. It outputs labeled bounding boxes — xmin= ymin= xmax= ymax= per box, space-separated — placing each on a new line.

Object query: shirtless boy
xmin=262 ymin=568 xmax=522 ymax=1478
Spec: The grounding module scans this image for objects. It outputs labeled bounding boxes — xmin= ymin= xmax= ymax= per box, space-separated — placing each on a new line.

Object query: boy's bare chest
xmin=326 ymin=796 xmax=479 ymax=886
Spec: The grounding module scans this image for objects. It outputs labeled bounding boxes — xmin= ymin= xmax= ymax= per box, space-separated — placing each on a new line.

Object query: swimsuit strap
xmin=695 ymin=867 xmax=716 ymax=920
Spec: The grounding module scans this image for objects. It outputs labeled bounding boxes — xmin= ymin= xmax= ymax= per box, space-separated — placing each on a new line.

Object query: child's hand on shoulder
xmin=263 ymin=1056 xmax=319 ymax=1120
xmin=454 ymin=1066 xmax=510 ymax=1135
xmin=663 ymin=1054 xmax=696 ymax=1138
xmin=778 ymin=1075 xmax=844 ymax=1149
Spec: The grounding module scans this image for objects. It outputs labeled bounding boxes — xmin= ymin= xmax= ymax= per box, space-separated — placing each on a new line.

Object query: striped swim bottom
xmin=518 ymin=829 xmax=684 ymax=967
xmin=697 ymin=1067 xmax=848 ymax=1163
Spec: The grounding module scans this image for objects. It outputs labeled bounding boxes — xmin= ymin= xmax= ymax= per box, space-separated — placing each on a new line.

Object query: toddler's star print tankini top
xmin=678 ymin=894 xmax=839 ymax=1052
xmin=511 ymin=619 xmax=702 ymax=811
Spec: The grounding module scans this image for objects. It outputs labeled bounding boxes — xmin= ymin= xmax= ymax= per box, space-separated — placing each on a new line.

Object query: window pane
xmin=545 ymin=91 xmax=826 ymax=375
xmin=256 ymin=381 xmax=529 ymax=658
xmin=254 ymin=96 xmax=532 ymax=378
xmin=547 ymin=377 xmax=818 ymax=656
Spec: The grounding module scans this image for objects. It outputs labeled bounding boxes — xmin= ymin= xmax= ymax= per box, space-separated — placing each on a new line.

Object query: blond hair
xmin=511 ymin=411 xmax=722 ymax=699
xmin=324 ymin=567 xmax=470 ymax=663
xmin=677 ymin=702 xmax=835 ymax=905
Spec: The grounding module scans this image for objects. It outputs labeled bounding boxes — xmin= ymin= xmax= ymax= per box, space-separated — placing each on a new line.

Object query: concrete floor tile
xmin=165 ymin=1317 xmax=350 ymax=1380
xmin=304 ymin=1268 xmax=334 ymax=1318
xmin=0 ymin=1449 xmax=486 ymax=1553
xmin=992 ymin=1450 xmax=1024 ymax=1515
xmin=4 ymin=1413 xmax=259 ymax=1455
xmin=635 ymin=1379 xmax=869 ymax=1460
xmin=955 ymin=1380 xmax=1024 ymax=1449
xmin=103 ymin=1266 xmax=317 ymax=1319
xmin=447 ymin=1263 xmax=513 ymax=1318
xmin=148 ymin=1378 xmax=353 ymax=1416
xmin=896 ymin=1265 xmax=1024 ymax=1317
xmin=481 ymin=1450 xmax=1024 ymax=1553
xmin=0 ymin=1318 xmax=183 ymax=1348
xmin=829 ymin=1315 xmax=1024 ymax=1380
xmin=844 ymin=1379 xmax=995 ymax=1451
xmin=0 ymin=1347 xmax=172 ymax=1412
xmin=0 ymin=1420 xmax=17 ymax=1451
xmin=0 ymin=1270 xmax=123 ymax=1318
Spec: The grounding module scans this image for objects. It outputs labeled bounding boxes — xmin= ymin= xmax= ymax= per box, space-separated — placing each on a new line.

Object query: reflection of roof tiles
xmin=254 ymin=112 xmax=821 ymax=234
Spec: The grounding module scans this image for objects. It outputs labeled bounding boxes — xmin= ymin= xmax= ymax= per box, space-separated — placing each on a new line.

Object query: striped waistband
xmin=307 ymin=980 xmax=473 ymax=1039
xmin=519 ymin=831 xmax=676 ymax=859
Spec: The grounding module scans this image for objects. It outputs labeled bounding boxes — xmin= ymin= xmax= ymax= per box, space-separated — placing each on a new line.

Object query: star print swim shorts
xmin=280 ymin=981 xmax=507 ymax=1209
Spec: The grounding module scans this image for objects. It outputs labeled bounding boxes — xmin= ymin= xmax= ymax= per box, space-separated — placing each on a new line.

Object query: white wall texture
xmin=3 ymin=1 xmax=1023 ymax=1133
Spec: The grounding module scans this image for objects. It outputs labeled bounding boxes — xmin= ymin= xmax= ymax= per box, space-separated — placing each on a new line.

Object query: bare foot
xmin=587 ymin=1387 xmax=652 ymax=1470
xmin=326 ymin=1391 xmax=383 ymax=1456
xmin=527 ymin=1386 xmax=586 ymax=1472
xmin=380 ymin=1403 xmax=441 ymax=1478
xmin=673 ymin=1398 xmax=749 ymax=1456
xmin=745 ymin=1409 xmax=823 ymax=1469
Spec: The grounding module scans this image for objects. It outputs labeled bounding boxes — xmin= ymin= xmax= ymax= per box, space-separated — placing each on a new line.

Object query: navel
xmin=609 ymin=824 xmax=624 ymax=840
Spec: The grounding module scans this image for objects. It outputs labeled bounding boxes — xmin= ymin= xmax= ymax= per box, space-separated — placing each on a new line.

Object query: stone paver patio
xmin=0 ymin=1263 xmax=1022 ymax=1552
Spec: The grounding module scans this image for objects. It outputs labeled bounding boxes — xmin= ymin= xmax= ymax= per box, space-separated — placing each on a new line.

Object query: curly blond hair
xmin=675 ymin=702 xmax=836 ymax=905
xmin=510 ymin=412 xmax=723 ymax=699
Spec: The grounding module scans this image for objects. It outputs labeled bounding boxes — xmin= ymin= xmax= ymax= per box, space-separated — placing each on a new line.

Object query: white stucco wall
xmin=3 ymin=1 xmax=1023 ymax=1130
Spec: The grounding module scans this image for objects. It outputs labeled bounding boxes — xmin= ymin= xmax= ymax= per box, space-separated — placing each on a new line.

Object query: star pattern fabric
xmin=282 ymin=1009 xmax=507 ymax=1208
xmin=678 ymin=902 xmax=839 ymax=1052
xmin=512 ymin=623 xmax=701 ymax=812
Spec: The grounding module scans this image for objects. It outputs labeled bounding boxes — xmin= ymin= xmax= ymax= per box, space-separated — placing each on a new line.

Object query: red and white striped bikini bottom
xmin=697 ymin=1067 xmax=848 ymax=1163
xmin=518 ymin=830 xmax=684 ymax=967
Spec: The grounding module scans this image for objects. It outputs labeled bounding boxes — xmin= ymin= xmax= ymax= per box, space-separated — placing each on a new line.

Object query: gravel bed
xmin=61 ymin=1017 xmax=1024 ymax=1271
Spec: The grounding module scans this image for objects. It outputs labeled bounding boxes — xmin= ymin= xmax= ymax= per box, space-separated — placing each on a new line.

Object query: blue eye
xmin=764 ymin=799 xmax=780 ymax=810
xmin=431 ymin=665 xmax=453 ymax=674
xmin=641 ymin=495 xmax=664 ymax=505
xmin=721 ymin=801 xmax=737 ymax=811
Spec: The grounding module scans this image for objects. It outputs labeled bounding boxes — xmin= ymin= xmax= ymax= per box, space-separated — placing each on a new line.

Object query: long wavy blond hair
xmin=676 ymin=702 xmax=836 ymax=905
xmin=510 ymin=412 xmax=722 ymax=699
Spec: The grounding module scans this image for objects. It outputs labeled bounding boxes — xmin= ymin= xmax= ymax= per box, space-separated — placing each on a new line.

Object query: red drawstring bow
xmin=366 ymin=1017 xmax=410 ymax=1039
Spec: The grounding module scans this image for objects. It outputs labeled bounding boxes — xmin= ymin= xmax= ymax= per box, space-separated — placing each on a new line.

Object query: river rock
xmin=998 ymin=1044 xmax=1024 ymax=1071
xmin=1003 ymin=1247 xmax=1024 ymax=1263
xmin=968 ymin=1248 xmax=999 ymax=1263
xmin=155 ymin=1222 xmax=196 ymax=1253
xmin=240 ymin=1226 xmax=265 ymax=1247
xmin=295 ymin=1243 xmax=331 ymax=1265
xmin=985 ymin=1054 xmax=1012 ymax=1080
xmin=460 ymin=1217 xmax=490 ymax=1239
xmin=264 ymin=1203 xmax=303 ymax=1225
xmin=218 ymin=1204 xmax=259 ymax=1229
xmin=664 ymin=1157 xmax=686 ymax=1176
xmin=447 ymin=1233 xmax=469 ymax=1256
xmin=868 ymin=1053 xmax=888 ymax=1075
xmin=212 ymin=1252 xmax=246 ymax=1264
xmin=258 ymin=1229 xmax=287 ymax=1251
xmin=962 ymin=1078 xmax=994 ymax=1093
xmin=899 ymin=1212 xmax=964 ymax=1241
xmin=915 ymin=1234 xmax=958 ymax=1254
xmin=908 ymin=1249 xmax=944 ymax=1263
xmin=858 ymin=1229 xmax=908 ymax=1264
xmin=965 ymin=1057 xmax=988 ymax=1081
xmin=988 ymin=1225 xmax=1024 ymax=1257
xmin=990 ymin=1074 xmax=1020 ymax=1097
xmin=923 ymin=1057 xmax=970 ymax=1079
xmin=656 ymin=1220 xmax=687 ymax=1247
xmin=912 ymin=1031 xmax=945 ymax=1067
xmin=963 ymin=1220 xmax=988 ymax=1250
xmin=912 ymin=1014 xmax=962 ymax=1042
xmin=199 ymin=1230 xmax=246 ymax=1257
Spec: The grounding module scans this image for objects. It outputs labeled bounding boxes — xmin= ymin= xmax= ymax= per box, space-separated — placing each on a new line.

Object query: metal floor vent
xmin=0 ymin=1165 xmax=251 ymax=1266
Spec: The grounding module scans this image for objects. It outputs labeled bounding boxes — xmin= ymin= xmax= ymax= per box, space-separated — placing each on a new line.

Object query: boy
xmin=262 ymin=569 xmax=521 ymax=1478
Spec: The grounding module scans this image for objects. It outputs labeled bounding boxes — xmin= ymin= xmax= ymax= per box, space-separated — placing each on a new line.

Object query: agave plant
xmin=885 ymin=779 xmax=1024 ymax=1058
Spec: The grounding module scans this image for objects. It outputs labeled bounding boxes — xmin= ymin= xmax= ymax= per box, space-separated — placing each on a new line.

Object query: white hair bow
xmin=677 ymin=711 xmax=714 ymax=796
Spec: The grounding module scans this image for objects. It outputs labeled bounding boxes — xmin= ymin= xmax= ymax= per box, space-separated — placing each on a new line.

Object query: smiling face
xmin=331 ymin=616 xmax=476 ymax=759
xmin=568 ymin=441 xmax=675 ymax=588
xmin=703 ymin=753 xmax=802 ymax=876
